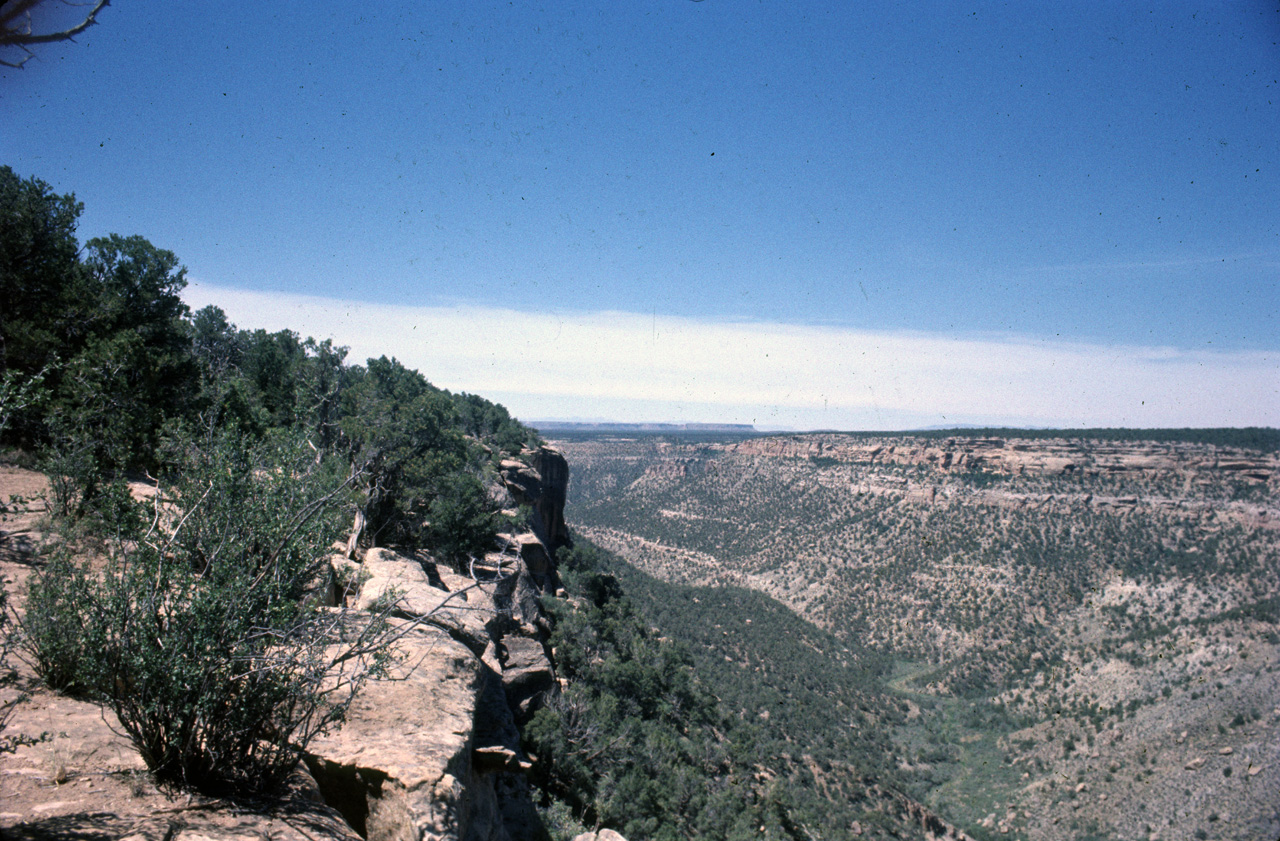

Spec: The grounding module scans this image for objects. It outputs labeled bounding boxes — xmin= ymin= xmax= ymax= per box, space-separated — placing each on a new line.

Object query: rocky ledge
xmin=0 ymin=446 xmax=585 ymax=841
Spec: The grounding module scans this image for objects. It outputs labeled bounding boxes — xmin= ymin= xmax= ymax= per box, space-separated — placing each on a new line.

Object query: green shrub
xmin=0 ymin=580 xmax=46 ymax=755
xmin=23 ymin=553 xmax=103 ymax=696
xmin=421 ymin=470 xmax=506 ymax=564
xmin=25 ymin=430 xmax=397 ymax=795
xmin=38 ymin=427 xmax=100 ymax=520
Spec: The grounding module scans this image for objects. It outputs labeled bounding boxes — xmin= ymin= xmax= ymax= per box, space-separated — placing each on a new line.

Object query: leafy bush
xmin=23 ymin=553 xmax=103 ymax=696
xmin=25 ymin=430 xmax=397 ymax=795
xmin=38 ymin=423 xmax=101 ymax=520
xmin=0 ymin=579 xmax=46 ymax=755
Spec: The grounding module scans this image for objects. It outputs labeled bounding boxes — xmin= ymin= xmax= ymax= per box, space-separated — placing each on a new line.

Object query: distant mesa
xmin=531 ymin=421 xmax=757 ymax=433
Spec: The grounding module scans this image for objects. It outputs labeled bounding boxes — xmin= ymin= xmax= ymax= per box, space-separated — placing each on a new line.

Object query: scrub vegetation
xmin=0 ymin=165 xmax=536 ymax=795
xmin=556 ymin=431 xmax=1280 ymax=841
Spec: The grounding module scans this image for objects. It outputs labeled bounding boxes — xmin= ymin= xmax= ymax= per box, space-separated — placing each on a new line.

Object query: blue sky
xmin=3 ymin=1 xmax=1277 ymax=428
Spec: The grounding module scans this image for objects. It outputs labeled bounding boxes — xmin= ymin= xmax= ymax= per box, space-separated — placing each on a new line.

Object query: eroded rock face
xmin=725 ymin=434 xmax=1279 ymax=486
xmin=305 ymin=618 xmax=506 ymax=841
xmin=500 ymin=445 xmax=570 ymax=553
xmin=303 ymin=541 xmax=556 ymax=841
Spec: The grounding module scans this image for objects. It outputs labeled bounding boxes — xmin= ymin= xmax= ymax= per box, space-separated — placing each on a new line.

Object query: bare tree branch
xmin=0 ymin=0 xmax=110 ymax=68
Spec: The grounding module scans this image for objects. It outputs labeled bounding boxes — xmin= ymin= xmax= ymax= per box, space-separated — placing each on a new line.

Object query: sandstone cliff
xmin=290 ymin=444 xmax=573 ymax=841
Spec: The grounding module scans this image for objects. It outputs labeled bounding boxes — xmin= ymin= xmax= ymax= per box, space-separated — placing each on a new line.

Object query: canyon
xmin=554 ymin=431 xmax=1279 ymax=841
xmin=2 ymin=430 xmax=1276 ymax=841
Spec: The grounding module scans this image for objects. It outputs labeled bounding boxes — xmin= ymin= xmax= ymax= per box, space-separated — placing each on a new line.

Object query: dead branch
xmin=0 ymin=0 xmax=110 ymax=68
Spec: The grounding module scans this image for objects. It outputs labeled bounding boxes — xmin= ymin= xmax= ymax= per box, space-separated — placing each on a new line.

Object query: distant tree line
xmin=837 ymin=427 xmax=1280 ymax=452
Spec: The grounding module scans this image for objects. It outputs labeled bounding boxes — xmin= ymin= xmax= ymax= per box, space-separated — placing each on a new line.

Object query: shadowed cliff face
xmin=500 ymin=445 xmax=571 ymax=554
xmin=532 ymin=447 xmax=570 ymax=548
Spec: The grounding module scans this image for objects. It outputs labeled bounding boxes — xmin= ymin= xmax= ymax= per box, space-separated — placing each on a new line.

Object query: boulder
xmin=355 ymin=548 xmax=437 ymax=613
xmin=356 ymin=548 xmax=492 ymax=656
xmin=572 ymin=831 xmax=628 ymax=841
xmin=497 ymin=634 xmax=555 ymax=720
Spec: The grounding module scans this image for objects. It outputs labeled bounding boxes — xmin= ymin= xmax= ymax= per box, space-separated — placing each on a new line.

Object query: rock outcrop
xmin=295 ymin=448 xmax=570 ymax=841
xmin=303 ymin=536 xmax=558 ymax=841
xmin=0 ymin=685 xmax=361 ymax=841
xmin=304 ymin=612 xmax=539 ymax=841
xmin=499 ymin=445 xmax=570 ymax=553
xmin=0 ymin=447 xmax=571 ymax=841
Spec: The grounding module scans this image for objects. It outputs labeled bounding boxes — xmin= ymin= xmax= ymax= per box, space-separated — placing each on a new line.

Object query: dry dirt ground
xmin=0 ymin=466 xmax=357 ymax=841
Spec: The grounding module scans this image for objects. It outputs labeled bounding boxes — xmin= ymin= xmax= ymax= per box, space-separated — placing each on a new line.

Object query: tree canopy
xmin=0 ymin=164 xmax=537 ymax=559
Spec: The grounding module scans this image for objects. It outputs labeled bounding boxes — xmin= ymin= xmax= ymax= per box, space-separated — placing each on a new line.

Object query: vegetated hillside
xmin=545 ymin=538 xmax=974 ymax=841
xmin=553 ymin=432 xmax=1280 ymax=841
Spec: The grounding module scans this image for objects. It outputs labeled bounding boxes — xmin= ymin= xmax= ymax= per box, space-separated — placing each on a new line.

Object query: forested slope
xmin=555 ymin=432 xmax=1280 ymax=841
xmin=534 ymin=538 xmax=972 ymax=841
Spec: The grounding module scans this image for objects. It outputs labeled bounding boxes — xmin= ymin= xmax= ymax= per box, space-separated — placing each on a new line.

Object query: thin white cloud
xmin=184 ymin=282 xmax=1279 ymax=431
